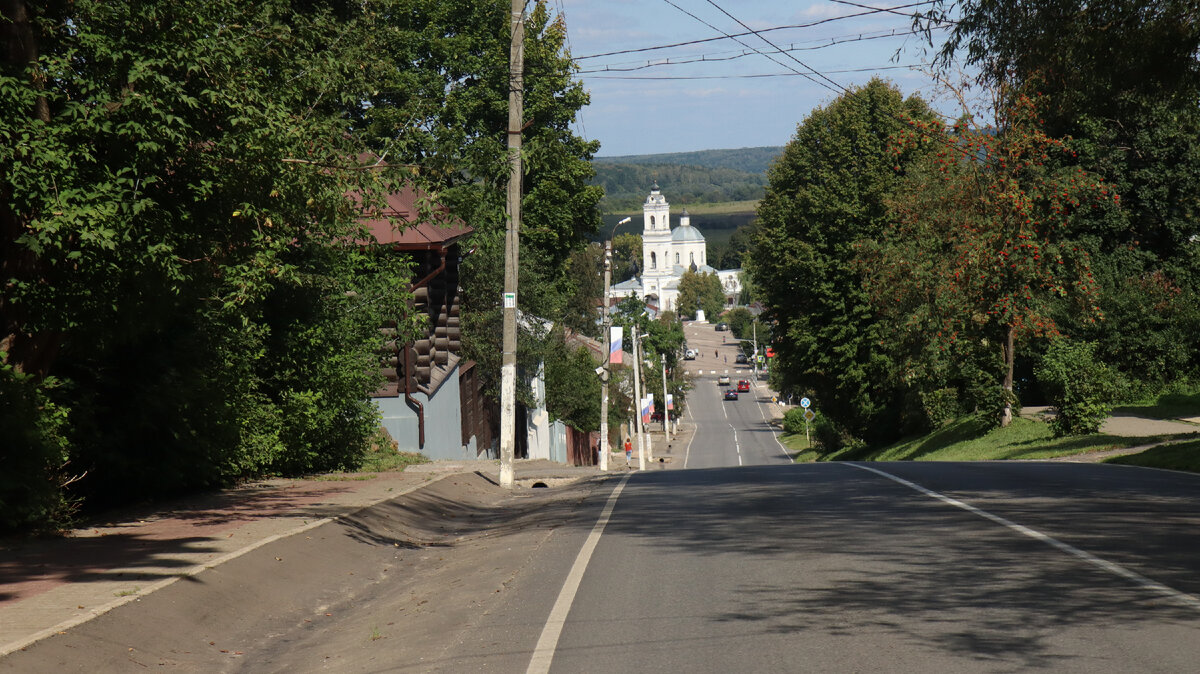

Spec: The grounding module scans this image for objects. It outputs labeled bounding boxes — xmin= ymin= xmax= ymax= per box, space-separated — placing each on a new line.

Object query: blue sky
xmin=557 ymin=0 xmax=966 ymax=157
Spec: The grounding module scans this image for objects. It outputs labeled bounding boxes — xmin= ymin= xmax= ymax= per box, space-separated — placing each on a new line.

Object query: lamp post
xmin=599 ymin=216 xmax=631 ymax=471
xmin=661 ymin=353 xmax=670 ymax=442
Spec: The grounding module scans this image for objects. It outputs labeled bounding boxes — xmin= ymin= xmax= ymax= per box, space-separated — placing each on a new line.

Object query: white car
xmin=718 ymin=375 xmax=731 ymax=385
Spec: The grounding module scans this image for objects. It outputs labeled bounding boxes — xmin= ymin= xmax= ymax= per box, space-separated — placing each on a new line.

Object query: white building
xmin=609 ymin=183 xmax=742 ymax=316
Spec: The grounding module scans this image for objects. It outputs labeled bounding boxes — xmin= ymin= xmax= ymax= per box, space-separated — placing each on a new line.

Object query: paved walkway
xmin=0 ymin=459 xmax=610 ymax=658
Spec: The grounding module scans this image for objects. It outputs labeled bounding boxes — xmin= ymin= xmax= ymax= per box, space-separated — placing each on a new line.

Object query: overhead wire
xmin=572 ymin=0 xmax=937 ymax=61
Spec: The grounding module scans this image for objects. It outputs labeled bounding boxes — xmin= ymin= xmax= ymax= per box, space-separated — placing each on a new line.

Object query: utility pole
xmin=632 ymin=330 xmax=646 ymax=471
xmin=661 ymin=353 xmax=670 ymax=441
xmin=598 ymin=243 xmax=613 ymax=471
xmin=598 ymin=217 xmax=630 ymax=471
xmin=499 ymin=0 xmax=524 ymax=489
xmin=752 ymin=319 xmax=758 ymax=380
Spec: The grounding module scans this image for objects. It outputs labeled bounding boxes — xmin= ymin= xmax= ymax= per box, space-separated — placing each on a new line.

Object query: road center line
xmin=849 ymin=463 xmax=1200 ymax=611
xmin=526 ymin=474 xmax=632 ymax=674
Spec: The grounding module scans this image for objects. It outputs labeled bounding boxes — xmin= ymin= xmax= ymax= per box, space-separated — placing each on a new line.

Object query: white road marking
xmin=850 ymin=464 xmax=1200 ymax=612
xmin=527 ymin=474 xmax=632 ymax=674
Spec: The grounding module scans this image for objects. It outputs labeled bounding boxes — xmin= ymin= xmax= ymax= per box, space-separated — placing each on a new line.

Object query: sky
xmin=556 ymin=0 xmax=968 ymax=157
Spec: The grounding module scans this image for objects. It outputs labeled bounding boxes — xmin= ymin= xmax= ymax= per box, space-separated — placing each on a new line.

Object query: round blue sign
xmin=800 ymin=397 xmax=811 ymax=408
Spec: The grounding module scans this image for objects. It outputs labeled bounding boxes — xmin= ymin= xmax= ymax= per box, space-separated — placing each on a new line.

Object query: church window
xmin=650 ymin=252 xmax=657 ymax=269
xmin=649 ymin=215 xmax=655 ymax=226
xmin=689 ymin=252 xmax=695 ymax=265
xmin=675 ymin=252 xmax=680 ymax=265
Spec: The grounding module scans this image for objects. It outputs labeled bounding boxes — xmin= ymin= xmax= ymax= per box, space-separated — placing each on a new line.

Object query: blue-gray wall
xmin=376 ymin=365 xmax=483 ymax=461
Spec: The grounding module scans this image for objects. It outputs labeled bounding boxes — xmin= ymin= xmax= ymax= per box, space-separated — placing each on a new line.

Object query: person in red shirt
xmin=624 ymin=438 xmax=632 ymax=462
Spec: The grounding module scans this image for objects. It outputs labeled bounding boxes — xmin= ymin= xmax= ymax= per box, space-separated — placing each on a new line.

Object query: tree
xmin=864 ymin=93 xmax=1116 ymax=426
xmin=562 ymin=243 xmax=603 ymax=339
xmin=676 ymin=269 xmax=723 ymax=321
xmin=355 ymin=0 xmax=603 ymax=402
xmin=611 ymin=232 xmax=642 ymax=283
xmin=746 ymin=78 xmax=940 ymax=443
xmin=1 ymin=0 xmax=418 ymax=524
xmin=919 ymin=0 xmax=1200 ymax=387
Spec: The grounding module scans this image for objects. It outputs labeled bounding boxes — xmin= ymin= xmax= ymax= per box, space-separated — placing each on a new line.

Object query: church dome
xmin=672 ymin=225 xmax=705 ymax=242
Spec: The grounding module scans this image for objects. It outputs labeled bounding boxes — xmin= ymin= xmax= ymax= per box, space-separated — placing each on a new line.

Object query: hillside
xmin=594 ymin=146 xmax=784 ymax=174
xmin=592 ymin=146 xmax=784 ymax=211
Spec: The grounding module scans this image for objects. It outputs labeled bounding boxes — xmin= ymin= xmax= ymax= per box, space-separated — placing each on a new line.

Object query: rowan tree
xmin=864 ymin=93 xmax=1117 ymax=426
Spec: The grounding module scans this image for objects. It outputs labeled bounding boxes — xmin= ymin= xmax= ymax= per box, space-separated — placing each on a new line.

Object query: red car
xmin=737 ymin=380 xmax=751 ymax=392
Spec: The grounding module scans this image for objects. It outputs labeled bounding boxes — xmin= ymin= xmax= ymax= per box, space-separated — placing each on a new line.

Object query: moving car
xmin=735 ymin=353 xmax=748 ymax=364
xmin=718 ymin=374 xmax=731 ymax=385
xmin=683 ymin=349 xmax=696 ymax=360
xmin=723 ymin=389 xmax=739 ymax=401
xmin=737 ymin=380 xmax=751 ymax=392
xmin=715 ymin=322 xmax=728 ymax=331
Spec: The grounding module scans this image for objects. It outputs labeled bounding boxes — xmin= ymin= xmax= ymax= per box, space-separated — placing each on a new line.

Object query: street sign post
xmin=802 ymin=407 xmax=815 ymax=447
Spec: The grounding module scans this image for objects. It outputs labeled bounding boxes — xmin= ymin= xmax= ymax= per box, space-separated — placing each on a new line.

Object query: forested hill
xmin=592 ymin=147 xmax=783 ymax=211
xmin=595 ymin=146 xmax=783 ymax=174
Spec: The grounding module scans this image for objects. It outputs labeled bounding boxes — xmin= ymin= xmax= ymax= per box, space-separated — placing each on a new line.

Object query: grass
xmin=607 ymin=200 xmax=758 ymax=218
xmin=1112 ymin=389 xmax=1200 ymax=420
xmin=789 ymin=414 xmax=1194 ymax=466
xmin=357 ymin=447 xmax=430 ymax=473
xmin=1106 ymin=438 xmax=1200 ymax=473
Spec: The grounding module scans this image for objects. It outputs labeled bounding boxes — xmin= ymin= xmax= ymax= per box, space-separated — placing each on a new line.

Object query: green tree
xmin=562 ymin=243 xmax=603 ymax=339
xmin=676 ymin=269 xmax=723 ymax=321
xmin=355 ymin=0 xmax=603 ymax=402
xmin=611 ymin=232 xmax=642 ymax=283
xmin=920 ymin=0 xmax=1200 ymax=387
xmin=746 ymin=78 xmax=939 ymax=443
xmin=864 ymin=93 xmax=1115 ymax=427
xmin=1 ymin=0 xmax=416 ymax=523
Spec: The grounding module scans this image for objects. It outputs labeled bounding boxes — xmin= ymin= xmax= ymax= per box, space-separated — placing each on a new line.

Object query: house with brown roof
xmin=359 ymin=184 xmax=493 ymax=459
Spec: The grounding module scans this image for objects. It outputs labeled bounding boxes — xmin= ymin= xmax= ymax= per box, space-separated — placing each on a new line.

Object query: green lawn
xmin=1106 ymin=438 xmax=1200 ymax=472
xmin=782 ymin=414 xmax=1198 ymax=471
xmin=1112 ymin=390 xmax=1200 ymax=420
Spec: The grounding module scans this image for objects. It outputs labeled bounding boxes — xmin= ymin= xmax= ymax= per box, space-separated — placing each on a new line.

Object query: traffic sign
xmin=800 ymin=397 xmax=811 ymax=408
xmin=803 ymin=409 xmax=816 ymax=422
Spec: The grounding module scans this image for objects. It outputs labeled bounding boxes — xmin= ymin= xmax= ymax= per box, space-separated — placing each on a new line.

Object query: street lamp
xmin=599 ymin=216 xmax=631 ymax=471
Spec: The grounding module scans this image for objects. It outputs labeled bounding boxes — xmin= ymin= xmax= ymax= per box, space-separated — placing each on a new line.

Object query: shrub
xmin=0 ymin=363 xmax=73 ymax=533
xmin=1036 ymin=339 xmax=1118 ymax=436
xmin=920 ymin=388 xmax=960 ymax=429
xmin=782 ymin=407 xmax=808 ymax=435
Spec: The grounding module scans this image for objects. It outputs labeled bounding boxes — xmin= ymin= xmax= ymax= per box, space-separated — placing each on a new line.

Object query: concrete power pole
xmin=633 ymin=331 xmax=646 ymax=471
xmin=598 ymin=241 xmax=613 ymax=471
xmin=661 ymin=353 xmax=670 ymax=442
xmin=499 ymin=0 xmax=524 ymax=489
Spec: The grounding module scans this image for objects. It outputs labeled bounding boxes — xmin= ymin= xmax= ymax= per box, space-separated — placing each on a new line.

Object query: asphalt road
xmin=7 ymin=322 xmax=1200 ymax=672
xmin=545 ymin=462 xmax=1200 ymax=673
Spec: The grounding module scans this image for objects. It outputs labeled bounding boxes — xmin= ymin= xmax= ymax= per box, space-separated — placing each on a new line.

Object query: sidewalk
xmin=0 ymin=459 xmax=607 ymax=658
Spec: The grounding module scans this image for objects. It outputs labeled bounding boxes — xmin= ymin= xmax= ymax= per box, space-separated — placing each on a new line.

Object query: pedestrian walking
xmin=624 ymin=438 xmax=632 ymax=462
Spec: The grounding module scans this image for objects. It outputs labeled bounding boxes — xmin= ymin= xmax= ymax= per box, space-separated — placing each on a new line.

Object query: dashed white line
xmin=850 ymin=463 xmax=1200 ymax=612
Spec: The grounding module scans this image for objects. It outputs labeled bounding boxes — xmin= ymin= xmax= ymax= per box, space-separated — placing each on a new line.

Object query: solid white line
xmin=526 ymin=474 xmax=632 ymax=674
xmin=849 ymin=464 xmax=1200 ymax=612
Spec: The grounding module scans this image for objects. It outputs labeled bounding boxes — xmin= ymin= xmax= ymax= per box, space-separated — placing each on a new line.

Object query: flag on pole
xmin=666 ymin=394 xmax=674 ymax=411
xmin=641 ymin=396 xmax=652 ymax=424
xmin=609 ymin=326 xmax=623 ymax=365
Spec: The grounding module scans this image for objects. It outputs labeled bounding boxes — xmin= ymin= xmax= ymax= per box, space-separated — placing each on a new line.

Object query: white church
xmin=609 ymin=183 xmax=742 ymax=316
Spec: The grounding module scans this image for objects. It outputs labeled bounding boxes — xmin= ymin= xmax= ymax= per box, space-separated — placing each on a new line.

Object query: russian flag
xmin=641 ymin=395 xmax=652 ymax=424
xmin=610 ymin=326 xmax=623 ymax=365
xmin=666 ymin=394 xmax=674 ymax=411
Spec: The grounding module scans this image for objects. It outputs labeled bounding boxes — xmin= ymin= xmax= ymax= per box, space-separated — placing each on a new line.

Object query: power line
xmin=573 ymin=1 xmax=936 ymax=61
xmin=577 ymin=28 xmax=935 ymax=75
xmin=580 ymin=63 xmax=920 ymax=80
xmin=661 ymin=0 xmax=843 ymax=96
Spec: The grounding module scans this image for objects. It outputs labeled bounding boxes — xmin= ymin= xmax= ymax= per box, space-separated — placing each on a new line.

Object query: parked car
xmin=715 ymin=322 xmax=728 ymax=331
xmin=737 ymin=380 xmax=750 ymax=392
xmin=723 ymin=389 xmax=739 ymax=401
xmin=683 ymin=349 xmax=696 ymax=360
xmin=718 ymin=374 xmax=731 ymax=385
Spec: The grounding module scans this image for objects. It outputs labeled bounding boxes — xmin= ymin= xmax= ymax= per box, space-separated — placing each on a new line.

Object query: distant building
xmin=608 ymin=183 xmax=742 ymax=316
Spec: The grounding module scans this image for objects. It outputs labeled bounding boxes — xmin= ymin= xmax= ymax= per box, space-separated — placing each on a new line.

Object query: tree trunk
xmin=1000 ymin=323 xmax=1015 ymax=427
xmin=1 ymin=0 xmax=59 ymax=376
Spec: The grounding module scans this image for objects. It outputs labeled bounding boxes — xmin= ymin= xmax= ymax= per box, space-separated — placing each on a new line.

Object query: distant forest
xmin=592 ymin=146 xmax=783 ymax=211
